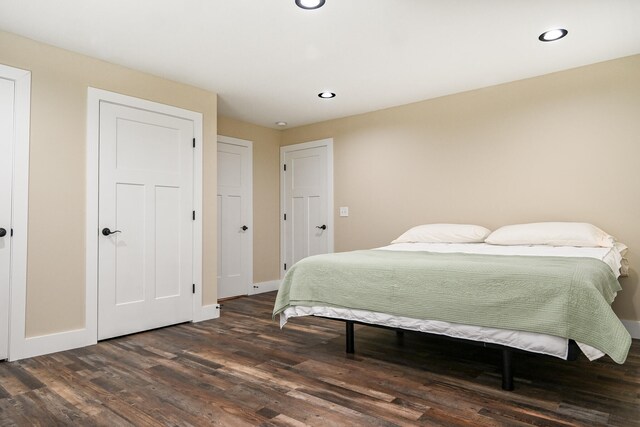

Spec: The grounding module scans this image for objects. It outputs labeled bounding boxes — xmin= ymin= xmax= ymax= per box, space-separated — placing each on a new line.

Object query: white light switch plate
xmin=339 ymin=207 xmax=349 ymax=217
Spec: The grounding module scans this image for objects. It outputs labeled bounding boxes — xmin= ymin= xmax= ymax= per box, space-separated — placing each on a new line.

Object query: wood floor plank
xmin=1 ymin=291 xmax=638 ymax=426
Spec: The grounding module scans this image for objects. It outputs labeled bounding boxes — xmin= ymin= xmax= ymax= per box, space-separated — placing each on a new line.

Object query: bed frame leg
xmin=567 ymin=340 xmax=578 ymax=361
xmin=502 ymin=348 xmax=514 ymax=391
xmin=346 ymin=321 xmax=355 ymax=354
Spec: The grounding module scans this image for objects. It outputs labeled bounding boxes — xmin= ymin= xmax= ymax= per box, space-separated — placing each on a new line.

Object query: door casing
xmin=86 ymin=88 xmax=205 ymax=344
xmin=280 ymin=138 xmax=334 ymax=278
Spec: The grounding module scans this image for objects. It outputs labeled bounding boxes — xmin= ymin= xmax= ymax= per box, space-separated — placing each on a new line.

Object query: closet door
xmin=0 ymin=76 xmax=15 ymax=360
xmin=217 ymin=137 xmax=252 ymax=299
xmin=98 ymin=101 xmax=195 ymax=340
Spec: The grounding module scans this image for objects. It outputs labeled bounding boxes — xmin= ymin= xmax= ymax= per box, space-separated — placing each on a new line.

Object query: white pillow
xmin=485 ymin=222 xmax=615 ymax=248
xmin=392 ymin=224 xmax=491 ymax=244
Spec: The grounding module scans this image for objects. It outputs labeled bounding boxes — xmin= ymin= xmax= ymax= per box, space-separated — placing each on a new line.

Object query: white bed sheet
xmin=281 ymin=242 xmax=626 ymax=361
xmin=377 ymin=242 xmax=624 ymax=279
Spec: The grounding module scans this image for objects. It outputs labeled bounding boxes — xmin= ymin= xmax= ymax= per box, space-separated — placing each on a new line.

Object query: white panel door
xmin=98 ymin=102 xmax=194 ymax=340
xmin=282 ymin=143 xmax=330 ymax=273
xmin=217 ymin=139 xmax=252 ymax=299
xmin=0 ymin=77 xmax=15 ymax=359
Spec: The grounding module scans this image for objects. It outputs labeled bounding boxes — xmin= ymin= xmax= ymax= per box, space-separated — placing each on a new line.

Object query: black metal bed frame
xmin=328 ymin=318 xmax=579 ymax=391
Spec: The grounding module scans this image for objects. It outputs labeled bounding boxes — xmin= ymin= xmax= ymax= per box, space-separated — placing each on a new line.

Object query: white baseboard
xmin=10 ymin=328 xmax=95 ymax=362
xmin=622 ymin=320 xmax=640 ymax=339
xmin=193 ymin=304 xmax=220 ymax=323
xmin=249 ymin=280 xmax=281 ymax=295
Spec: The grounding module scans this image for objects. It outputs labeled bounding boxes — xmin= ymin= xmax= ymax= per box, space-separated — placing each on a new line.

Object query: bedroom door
xmin=97 ymin=101 xmax=195 ymax=340
xmin=281 ymin=139 xmax=334 ymax=277
xmin=0 ymin=76 xmax=15 ymax=360
xmin=0 ymin=65 xmax=29 ymax=362
xmin=217 ymin=136 xmax=253 ymax=299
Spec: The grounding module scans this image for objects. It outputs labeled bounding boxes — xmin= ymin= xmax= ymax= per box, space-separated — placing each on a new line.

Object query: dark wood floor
xmin=1 ymin=292 xmax=638 ymax=426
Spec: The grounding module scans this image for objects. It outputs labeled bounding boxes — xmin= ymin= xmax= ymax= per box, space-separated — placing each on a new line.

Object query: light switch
xmin=339 ymin=207 xmax=349 ymax=217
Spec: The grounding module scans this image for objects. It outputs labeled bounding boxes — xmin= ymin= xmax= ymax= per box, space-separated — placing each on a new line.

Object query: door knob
xmin=241 ymin=225 xmax=248 ymax=231
xmin=0 ymin=228 xmax=6 ymax=237
xmin=316 ymin=224 xmax=327 ymax=230
xmin=102 ymin=228 xmax=122 ymax=236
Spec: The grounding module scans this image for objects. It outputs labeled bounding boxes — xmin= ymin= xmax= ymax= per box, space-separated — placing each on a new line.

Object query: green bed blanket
xmin=273 ymin=250 xmax=631 ymax=363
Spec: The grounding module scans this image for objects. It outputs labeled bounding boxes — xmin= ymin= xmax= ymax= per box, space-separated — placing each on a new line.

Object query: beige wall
xmin=217 ymin=116 xmax=281 ymax=283
xmin=282 ymin=55 xmax=640 ymax=322
xmin=0 ymin=31 xmax=218 ymax=337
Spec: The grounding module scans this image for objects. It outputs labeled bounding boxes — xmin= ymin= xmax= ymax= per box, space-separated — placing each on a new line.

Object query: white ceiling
xmin=1 ymin=0 xmax=639 ymax=129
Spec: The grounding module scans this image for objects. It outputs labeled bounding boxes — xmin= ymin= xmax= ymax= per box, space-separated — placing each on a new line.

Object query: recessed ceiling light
xmin=276 ymin=121 xmax=288 ymax=127
xmin=295 ymin=0 xmax=325 ymax=10
xmin=538 ymin=28 xmax=568 ymax=42
xmin=318 ymin=91 xmax=336 ymax=99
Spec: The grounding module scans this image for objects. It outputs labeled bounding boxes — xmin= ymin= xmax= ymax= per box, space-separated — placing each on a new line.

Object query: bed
xmin=273 ymin=222 xmax=632 ymax=390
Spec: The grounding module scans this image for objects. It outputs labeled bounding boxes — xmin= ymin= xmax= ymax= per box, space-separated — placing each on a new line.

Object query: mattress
xmin=281 ymin=242 xmax=626 ymax=361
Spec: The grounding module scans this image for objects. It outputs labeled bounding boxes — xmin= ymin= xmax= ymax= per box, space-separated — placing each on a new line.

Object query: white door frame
xmin=0 ymin=64 xmax=30 ymax=361
xmin=87 ymin=88 xmax=208 ymax=345
xmin=280 ymin=138 xmax=334 ymax=278
xmin=217 ymin=135 xmax=253 ymax=296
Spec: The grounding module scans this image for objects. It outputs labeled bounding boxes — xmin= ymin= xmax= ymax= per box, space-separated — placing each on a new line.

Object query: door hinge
xmin=284 ymin=213 xmax=286 ymax=221
xmin=284 ymin=263 xmax=287 ymax=270
xmin=192 ymin=284 xmax=196 ymax=294
xmin=11 ymin=228 xmax=14 ymax=237
xmin=192 ymin=138 xmax=196 ymax=148
xmin=283 ymin=164 xmax=286 ymax=171
xmin=192 ymin=211 xmax=195 ymax=220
